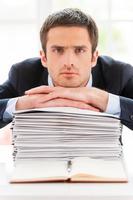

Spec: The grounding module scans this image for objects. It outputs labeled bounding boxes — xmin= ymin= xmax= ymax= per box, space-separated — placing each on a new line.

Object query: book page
xmin=70 ymin=157 xmax=128 ymax=182
xmin=14 ymin=106 xmax=119 ymax=118
xmin=10 ymin=160 xmax=68 ymax=183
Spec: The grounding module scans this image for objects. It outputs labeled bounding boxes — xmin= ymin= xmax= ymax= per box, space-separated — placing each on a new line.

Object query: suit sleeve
xmin=0 ymin=64 xmax=18 ymax=126
xmin=0 ymin=99 xmax=10 ymax=127
xmin=120 ymin=75 xmax=133 ymax=130
xmin=0 ymin=99 xmax=9 ymax=119
xmin=0 ymin=58 xmax=43 ymax=127
xmin=120 ymin=97 xmax=133 ymax=130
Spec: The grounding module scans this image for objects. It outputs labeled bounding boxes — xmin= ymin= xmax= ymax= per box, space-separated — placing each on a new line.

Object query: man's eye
xmin=53 ymin=48 xmax=64 ymax=54
xmin=75 ymin=48 xmax=85 ymax=54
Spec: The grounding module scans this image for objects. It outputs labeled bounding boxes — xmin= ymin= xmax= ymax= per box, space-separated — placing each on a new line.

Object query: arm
xmin=0 ymin=62 xmax=20 ymax=125
xmin=0 ymin=76 xmax=18 ymax=126
xmin=120 ymin=97 xmax=133 ymax=130
xmin=25 ymin=86 xmax=108 ymax=111
xmin=16 ymin=93 xmax=99 ymax=112
xmin=119 ymin=74 xmax=133 ymax=129
xmin=25 ymin=85 xmax=133 ymax=130
xmin=0 ymin=99 xmax=9 ymax=120
xmin=0 ymin=58 xmax=43 ymax=125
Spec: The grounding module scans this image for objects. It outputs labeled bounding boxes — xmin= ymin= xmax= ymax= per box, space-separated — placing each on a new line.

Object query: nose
xmin=63 ymin=51 xmax=75 ymax=68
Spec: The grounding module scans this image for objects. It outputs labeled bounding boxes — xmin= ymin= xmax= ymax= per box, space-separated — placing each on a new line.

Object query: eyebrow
xmin=50 ymin=45 xmax=88 ymax=49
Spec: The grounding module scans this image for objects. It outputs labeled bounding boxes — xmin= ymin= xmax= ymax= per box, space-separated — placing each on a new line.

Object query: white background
xmin=0 ymin=0 xmax=133 ymax=83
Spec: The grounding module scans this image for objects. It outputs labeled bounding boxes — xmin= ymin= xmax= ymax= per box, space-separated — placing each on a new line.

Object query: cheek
xmin=48 ymin=66 xmax=59 ymax=80
xmin=79 ymin=65 xmax=91 ymax=74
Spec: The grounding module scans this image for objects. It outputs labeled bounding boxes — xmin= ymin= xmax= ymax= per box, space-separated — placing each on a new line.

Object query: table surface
xmin=0 ymin=146 xmax=133 ymax=200
xmin=1 ymin=176 xmax=133 ymax=200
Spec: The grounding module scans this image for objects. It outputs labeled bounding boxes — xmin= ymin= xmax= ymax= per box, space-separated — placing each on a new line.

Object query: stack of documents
xmin=12 ymin=107 xmax=122 ymax=162
xmin=11 ymin=107 xmax=128 ymax=183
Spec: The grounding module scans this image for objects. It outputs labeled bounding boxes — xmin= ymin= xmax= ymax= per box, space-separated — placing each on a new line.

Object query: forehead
xmin=46 ymin=26 xmax=91 ymax=46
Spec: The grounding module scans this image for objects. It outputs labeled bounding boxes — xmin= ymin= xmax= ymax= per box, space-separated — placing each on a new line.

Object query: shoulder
xmin=96 ymin=55 xmax=133 ymax=72
xmin=10 ymin=57 xmax=44 ymax=73
xmin=94 ymin=55 xmax=133 ymax=80
xmin=8 ymin=57 xmax=48 ymax=92
xmin=92 ymin=55 xmax=133 ymax=93
xmin=9 ymin=57 xmax=48 ymax=79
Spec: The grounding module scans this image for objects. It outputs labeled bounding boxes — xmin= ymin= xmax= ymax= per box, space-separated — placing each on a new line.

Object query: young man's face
xmin=40 ymin=26 xmax=98 ymax=87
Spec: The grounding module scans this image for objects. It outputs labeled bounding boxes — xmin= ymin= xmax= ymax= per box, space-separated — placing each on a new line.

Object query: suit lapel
xmin=92 ymin=64 xmax=106 ymax=90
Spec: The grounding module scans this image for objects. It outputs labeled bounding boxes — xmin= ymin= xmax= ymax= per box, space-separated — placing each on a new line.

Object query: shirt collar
xmin=48 ymin=74 xmax=92 ymax=87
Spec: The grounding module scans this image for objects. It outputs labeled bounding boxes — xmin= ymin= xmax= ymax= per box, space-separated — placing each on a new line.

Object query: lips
xmin=60 ymin=72 xmax=78 ymax=75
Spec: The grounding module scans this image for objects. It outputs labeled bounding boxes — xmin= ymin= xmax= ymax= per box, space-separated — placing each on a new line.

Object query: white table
xmin=1 ymin=176 xmax=133 ymax=200
xmin=0 ymin=146 xmax=133 ymax=200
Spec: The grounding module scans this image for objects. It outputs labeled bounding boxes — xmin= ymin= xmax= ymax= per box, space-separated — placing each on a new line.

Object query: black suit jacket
xmin=0 ymin=56 xmax=133 ymax=129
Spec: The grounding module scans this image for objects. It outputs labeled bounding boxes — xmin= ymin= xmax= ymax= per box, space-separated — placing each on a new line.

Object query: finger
xmin=85 ymin=105 xmax=100 ymax=112
xmin=72 ymin=100 xmax=100 ymax=111
xmin=25 ymin=86 xmax=54 ymax=95
xmin=37 ymin=98 xmax=100 ymax=112
xmin=47 ymin=88 xmax=90 ymax=104
xmin=40 ymin=90 xmax=88 ymax=104
xmin=40 ymin=92 xmax=59 ymax=102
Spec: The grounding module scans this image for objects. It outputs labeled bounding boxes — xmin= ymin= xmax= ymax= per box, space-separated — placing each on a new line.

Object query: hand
xmin=16 ymin=94 xmax=99 ymax=112
xmin=34 ymin=98 xmax=99 ymax=111
xmin=16 ymin=94 xmax=51 ymax=110
xmin=25 ymin=86 xmax=109 ymax=112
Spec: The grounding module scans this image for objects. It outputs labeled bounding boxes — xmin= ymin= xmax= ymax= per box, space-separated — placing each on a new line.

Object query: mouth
xmin=60 ymin=72 xmax=78 ymax=76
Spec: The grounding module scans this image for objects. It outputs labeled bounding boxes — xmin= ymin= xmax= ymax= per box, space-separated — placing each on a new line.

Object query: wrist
xmin=89 ymin=88 xmax=109 ymax=112
xmin=16 ymin=96 xmax=34 ymax=110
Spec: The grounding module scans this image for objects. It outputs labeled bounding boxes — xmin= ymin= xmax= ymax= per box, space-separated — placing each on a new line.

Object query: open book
xmin=10 ymin=157 xmax=128 ymax=183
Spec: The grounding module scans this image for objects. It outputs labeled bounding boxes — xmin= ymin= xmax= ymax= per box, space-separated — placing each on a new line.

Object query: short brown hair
xmin=40 ymin=8 xmax=98 ymax=53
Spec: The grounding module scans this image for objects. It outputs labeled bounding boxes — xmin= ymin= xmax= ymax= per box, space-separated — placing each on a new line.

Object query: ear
xmin=91 ymin=50 xmax=99 ymax=68
xmin=40 ymin=50 xmax=47 ymax=68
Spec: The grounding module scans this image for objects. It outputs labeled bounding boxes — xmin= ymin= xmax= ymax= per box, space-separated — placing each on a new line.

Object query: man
xmin=0 ymin=8 xmax=133 ymax=130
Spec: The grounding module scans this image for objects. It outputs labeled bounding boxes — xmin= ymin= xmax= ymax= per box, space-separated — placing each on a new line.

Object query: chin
xmin=54 ymin=77 xmax=85 ymax=87
xmin=58 ymin=82 xmax=81 ymax=88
